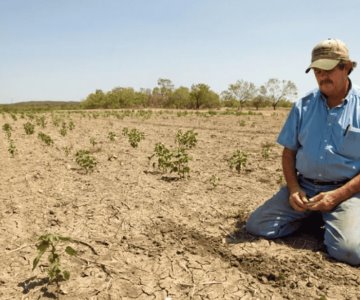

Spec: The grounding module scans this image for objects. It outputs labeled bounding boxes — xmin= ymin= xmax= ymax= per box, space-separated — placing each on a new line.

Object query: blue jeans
xmin=246 ymin=177 xmax=360 ymax=265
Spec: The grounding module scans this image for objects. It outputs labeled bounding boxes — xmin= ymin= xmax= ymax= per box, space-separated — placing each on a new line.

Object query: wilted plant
xmin=23 ymin=122 xmax=35 ymax=135
xmin=175 ymin=129 xmax=198 ymax=149
xmin=228 ymin=150 xmax=248 ymax=173
xmin=122 ymin=127 xmax=145 ymax=148
xmin=32 ymin=233 xmax=77 ymax=290
xmin=75 ymin=150 xmax=97 ymax=173
xmin=38 ymin=132 xmax=54 ymax=146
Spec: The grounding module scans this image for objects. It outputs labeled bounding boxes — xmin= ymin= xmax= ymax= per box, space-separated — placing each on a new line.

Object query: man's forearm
xmin=282 ymin=147 xmax=300 ymax=193
xmin=334 ymin=173 xmax=360 ymax=203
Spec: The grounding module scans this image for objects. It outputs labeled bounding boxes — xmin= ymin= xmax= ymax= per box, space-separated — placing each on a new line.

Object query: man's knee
xmin=245 ymin=210 xmax=280 ymax=239
xmin=326 ymin=239 xmax=360 ymax=266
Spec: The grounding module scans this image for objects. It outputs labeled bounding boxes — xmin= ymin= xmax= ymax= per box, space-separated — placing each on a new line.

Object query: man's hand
xmin=289 ymin=189 xmax=309 ymax=212
xmin=306 ymin=191 xmax=341 ymax=212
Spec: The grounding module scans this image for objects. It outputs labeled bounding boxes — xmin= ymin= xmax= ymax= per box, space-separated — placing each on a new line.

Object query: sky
xmin=1 ymin=0 xmax=360 ymax=104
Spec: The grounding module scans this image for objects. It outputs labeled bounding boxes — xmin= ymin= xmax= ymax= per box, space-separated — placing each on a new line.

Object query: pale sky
xmin=1 ymin=0 xmax=360 ymax=104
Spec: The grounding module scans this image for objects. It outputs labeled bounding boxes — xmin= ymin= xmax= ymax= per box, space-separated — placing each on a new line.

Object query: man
xmin=246 ymin=38 xmax=360 ymax=265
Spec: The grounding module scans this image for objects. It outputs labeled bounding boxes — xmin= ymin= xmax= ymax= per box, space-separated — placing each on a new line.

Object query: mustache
xmin=320 ymin=79 xmax=333 ymax=85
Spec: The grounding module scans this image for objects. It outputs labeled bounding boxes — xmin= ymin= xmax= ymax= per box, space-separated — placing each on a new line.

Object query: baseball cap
xmin=305 ymin=38 xmax=357 ymax=73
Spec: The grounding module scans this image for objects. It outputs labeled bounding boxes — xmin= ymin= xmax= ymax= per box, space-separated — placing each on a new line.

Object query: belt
xmin=300 ymin=175 xmax=349 ymax=186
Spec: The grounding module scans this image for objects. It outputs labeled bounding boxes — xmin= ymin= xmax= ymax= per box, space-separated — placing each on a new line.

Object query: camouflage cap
xmin=305 ymin=38 xmax=357 ymax=73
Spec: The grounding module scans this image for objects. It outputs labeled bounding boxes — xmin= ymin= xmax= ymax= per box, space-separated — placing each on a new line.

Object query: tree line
xmin=81 ymin=78 xmax=297 ymax=110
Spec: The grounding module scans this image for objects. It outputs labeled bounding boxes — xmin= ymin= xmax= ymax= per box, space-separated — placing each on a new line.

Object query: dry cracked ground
xmin=1 ymin=109 xmax=360 ymax=300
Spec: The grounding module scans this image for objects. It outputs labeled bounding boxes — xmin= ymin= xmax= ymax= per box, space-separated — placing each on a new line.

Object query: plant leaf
xmin=65 ymin=246 xmax=77 ymax=256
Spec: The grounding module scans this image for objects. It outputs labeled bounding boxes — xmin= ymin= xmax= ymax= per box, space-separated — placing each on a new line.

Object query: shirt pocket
xmin=339 ymin=126 xmax=360 ymax=159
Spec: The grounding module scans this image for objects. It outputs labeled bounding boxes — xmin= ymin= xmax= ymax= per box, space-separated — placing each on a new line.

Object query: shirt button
xmin=328 ymin=123 xmax=331 ymax=126
xmin=319 ymin=174 xmax=322 ymax=177
xmin=324 ymin=139 xmax=327 ymax=143
xmin=320 ymin=156 xmax=324 ymax=159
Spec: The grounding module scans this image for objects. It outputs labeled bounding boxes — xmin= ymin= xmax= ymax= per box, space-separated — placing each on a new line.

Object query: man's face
xmin=313 ymin=63 xmax=349 ymax=97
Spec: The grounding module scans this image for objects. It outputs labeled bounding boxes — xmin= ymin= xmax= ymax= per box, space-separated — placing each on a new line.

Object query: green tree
xmin=222 ymin=80 xmax=257 ymax=110
xmin=81 ymin=89 xmax=107 ymax=109
xmin=166 ymin=86 xmax=191 ymax=108
xmin=261 ymin=79 xmax=297 ymax=110
xmin=190 ymin=84 xmax=220 ymax=109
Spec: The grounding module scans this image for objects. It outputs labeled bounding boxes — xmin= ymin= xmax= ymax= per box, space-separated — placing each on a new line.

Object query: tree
xmin=261 ymin=79 xmax=297 ymax=110
xmin=166 ymin=86 xmax=191 ymax=108
xmin=190 ymin=84 xmax=220 ymax=109
xmin=222 ymin=80 xmax=257 ymax=110
xmin=81 ymin=89 xmax=107 ymax=109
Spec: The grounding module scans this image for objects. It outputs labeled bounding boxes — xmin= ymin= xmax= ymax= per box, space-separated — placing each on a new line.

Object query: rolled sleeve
xmin=277 ymin=104 xmax=300 ymax=151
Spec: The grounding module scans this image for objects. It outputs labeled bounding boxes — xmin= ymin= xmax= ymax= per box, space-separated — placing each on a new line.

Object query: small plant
xmin=8 ymin=139 xmax=17 ymax=157
xmin=23 ymin=122 xmax=35 ymax=135
xmin=32 ymin=233 xmax=77 ymax=290
xmin=75 ymin=150 xmax=97 ymax=173
xmin=150 ymin=143 xmax=191 ymax=178
xmin=2 ymin=123 xmax=12 ymax=138
xmin=238 ymin=120 xmax=246 ymax=127
xmin=261 ymin=142 xmax=274 ymax=159
xmin=90 ymin=137 xmax=97 ymax=147
xmin=36 ymin=115 xmax=47 ymax=128
xmin=208 ymin=175 xmax=220 ymax=189
xmin=10 ymin=113 xmax=17 ymax=121
xmin=122 ymin=127 xmax=145 ymax=148
xmin=108 ymin=131 xmax=116 ymax=142
xmin=38 ymin=132 xmax=54 ymax=146
xmin=68 ymin=120 xmax=75 ymax=130
xmin=59 ymin=122 xmax=67 ymax=136
xmin=228 ymin=150 xmax=248 ymax=173
xmin=175 ymin=129 xmax=198 ymax=149
xmin=63 ymin=146 xmax=73 ymax=156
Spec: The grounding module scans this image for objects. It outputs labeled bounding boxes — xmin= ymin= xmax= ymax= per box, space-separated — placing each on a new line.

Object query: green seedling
xmin=150 ymin=143 xmax=191 ymax=179
xmin=108 ymin=131 xmax=116 ymax=142
xmin=8 ymin=139 xmax=17 ymax=157
xmin=208 ymin=175 xmax=220 ymax=189
xmin=36 ymin=115 xmax=47 ymax=128
xmin=175 ymin=129 xmax=198 ymax=150
xmin=261 ymin=142 xmax=274 ymax=159
xmin=60 ymin=122 xmax=67 ymax=136
xmin=32 ymin=234 xmax=77 ymax=291
xmin=228 ymin=150 xmax=248 ymax=173
xmin=23 ymin=122 xmax=35 ymax=135
xmin=2 ymin=123 xmax=13 ymax=138
xmin=75 ymin=150 xmax=97 ymax=173
xmin=122 ymin=127 xmax=145 ymax=148
xmin=38 ymin=132 xmax=54 ymax=146
xmin=89 ymin=137 xmax=97 ymax=147
xmin=68 ymin=120 xmax=75 ymax=130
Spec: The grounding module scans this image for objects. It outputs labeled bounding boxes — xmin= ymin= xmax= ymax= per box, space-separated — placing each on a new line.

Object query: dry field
xmin=1 ymin=109 xmax=360 ymax=300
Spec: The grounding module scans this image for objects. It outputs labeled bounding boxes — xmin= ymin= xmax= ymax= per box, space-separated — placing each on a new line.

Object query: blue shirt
xmin=277 ymin=82 xmax=360 ymax=181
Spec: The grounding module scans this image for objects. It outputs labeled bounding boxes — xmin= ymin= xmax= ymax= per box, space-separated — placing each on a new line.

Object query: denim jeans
xmin=246 ymin=176 xmax=360 ymax=265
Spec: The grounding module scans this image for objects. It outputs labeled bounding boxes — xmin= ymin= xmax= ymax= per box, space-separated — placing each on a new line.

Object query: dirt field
xmin=1 ymin=109 xmax=360 ymax=300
